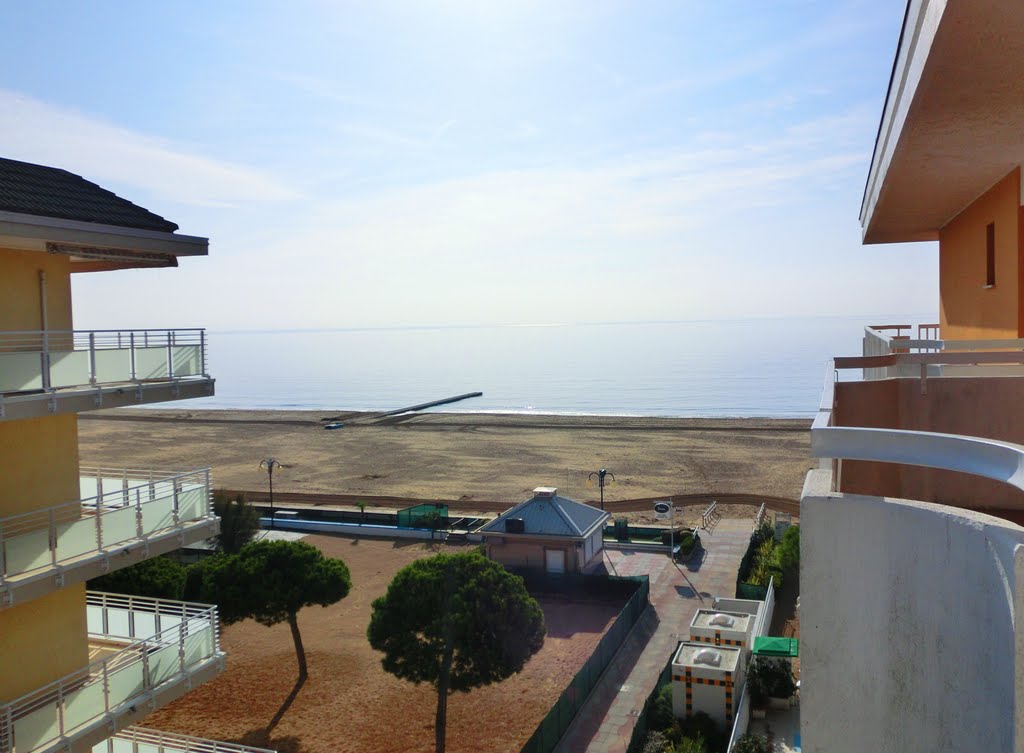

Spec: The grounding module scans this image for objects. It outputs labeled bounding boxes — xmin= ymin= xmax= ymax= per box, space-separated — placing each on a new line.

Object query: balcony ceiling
xmin=861 ymin=0 xmax=1024 ymax=244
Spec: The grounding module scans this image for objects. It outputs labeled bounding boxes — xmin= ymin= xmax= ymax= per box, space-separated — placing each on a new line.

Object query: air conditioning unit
xmin=505 ymin=518 xmax=525 ymax=533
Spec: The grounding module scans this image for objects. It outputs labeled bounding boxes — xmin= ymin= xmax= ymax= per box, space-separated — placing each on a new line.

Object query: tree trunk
xmin=265 ymin=612 xmax=308 ymax=735
xmin=289 ymin=612 xmax=308 ymax=682
xmin=435 ymin=564 xmax=456 ymax=753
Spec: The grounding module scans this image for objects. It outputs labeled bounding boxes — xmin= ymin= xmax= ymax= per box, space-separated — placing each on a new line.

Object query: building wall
xmin=801 ymin=470 xmax=1024 ymax=753
xmin=834 ymin=377 xmax=1024 ymax=510
xmin=0 ymin=584 xmax=89 ymax=702
xmin=485 ymin=538 xmax=579 ymax=573
xmin=938 ymin=169 xmax=1021 ymax=339
xmin=0 ymin=248 xmax=73 ymax=332
xmin=0 ymin=414 xmax=81 ymax=516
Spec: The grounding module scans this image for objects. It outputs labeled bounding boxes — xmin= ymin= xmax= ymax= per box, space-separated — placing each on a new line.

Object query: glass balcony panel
xmin=5 ymin=529 xmax=51 ymax=574
xmin=149 ymin=644 xmax=182 ymax=686
xmin=48 ymin=350 xmax=90 ymax=388
xmin=171 ymin=346 xmax=202 ymax=377
xmin=0 ymin=352 xmax=43 ymax=392
xmin=183 ymin=627 xmax=215 ymax=666
xmin=64 ymin=680 xmax=107 ymax=732
xmin=177 ymin=487 xmax=205 ymax=521
xmin=13 ymin=702 xmax=58 ymax=752
xmin=106 ymin=659 xmax=146 ymax=706
xmin=131 ymin=611 xmax=158 ymax=639
xmin=55 ymin=516 xmax=100 ymax=561
xmin=140 ymin=496 xmax=175 ymax=535
xmin=92 ymin=349 xmax=133 ymax=383
xmin=100 ymin=505 xmax=138 ymax=548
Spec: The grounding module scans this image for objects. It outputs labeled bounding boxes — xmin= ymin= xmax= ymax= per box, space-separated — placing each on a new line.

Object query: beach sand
xmin=78 ymin=409 xmax=812 ymax=525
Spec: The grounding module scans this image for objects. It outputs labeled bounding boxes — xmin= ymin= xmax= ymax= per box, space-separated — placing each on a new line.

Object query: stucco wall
xmin=486 ymin=538 xmax=578 ymax=573
xmin=0 ymin=584 xmax=89 ymax=703
xmin=0 ymin=247 xmax=73 ymax=332
xmin=938 ymin=168 xmax=1021 ymax=339
xmin=835 ymin=377 xmax=1024 ymax=510
xmin=0 ymin=414 xmax=81 ymax=516
xmin=801 ymin=470 xmax=1024 ymax=753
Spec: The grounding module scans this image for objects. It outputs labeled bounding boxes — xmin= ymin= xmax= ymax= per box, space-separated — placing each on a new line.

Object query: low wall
xmin=259 ymin=517 xmax=450 ymax=541
xmin=801 ymin=469 xmax=1024 ymax=753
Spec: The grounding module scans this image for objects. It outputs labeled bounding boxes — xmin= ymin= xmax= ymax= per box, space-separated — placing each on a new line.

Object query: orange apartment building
xmin=802 ymin=2 xmax=1024 ymax=752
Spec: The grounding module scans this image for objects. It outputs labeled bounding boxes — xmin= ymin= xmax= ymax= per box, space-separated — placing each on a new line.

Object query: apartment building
xmin=0 ymin=158 xmax=272 ymax=753
xmin=802 ymin=2 xmax=1024 ymax=752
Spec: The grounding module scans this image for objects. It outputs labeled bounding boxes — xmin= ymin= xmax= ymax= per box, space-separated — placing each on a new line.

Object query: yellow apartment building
xmin=0 ymin=158 xmax=273 ymax=753
xmin=801 ymin=2 xmax=1024 ymax=752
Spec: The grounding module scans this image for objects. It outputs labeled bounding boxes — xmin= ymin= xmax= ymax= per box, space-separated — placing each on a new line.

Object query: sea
xmin=185 ymin=314 xmax=931 ymax=418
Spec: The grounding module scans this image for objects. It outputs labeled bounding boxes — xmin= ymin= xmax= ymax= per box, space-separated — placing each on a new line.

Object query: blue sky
xmin=0 ymin=1 xmax=936 ymax=330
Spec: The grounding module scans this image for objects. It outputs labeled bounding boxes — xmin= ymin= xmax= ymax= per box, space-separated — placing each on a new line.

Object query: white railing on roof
xmin=0 ymin=592 xmax=221 ymax=753
xmin=95 ymin=727 xmax=275 ymax=753
xmin=814 ymin=355 xmax=1024 ymax=493
xmin=0 ymin=468 xmax=213 ymax=583
xmin=0 ymin=329 xmax=208 ymax=394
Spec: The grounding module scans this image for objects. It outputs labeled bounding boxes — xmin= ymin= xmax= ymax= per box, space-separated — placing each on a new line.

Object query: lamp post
xmin=588 ymin=468 xmax=615 ymax=510
xmin=259 ymin=457 xmax=281 ymax=529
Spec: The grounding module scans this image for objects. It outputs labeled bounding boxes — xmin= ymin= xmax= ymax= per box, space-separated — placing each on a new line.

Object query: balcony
xmin=0 ymin=329 xmax=213 ymax=421
xmin=94 ymin=727 xmax=275 ymax=753
xmin=0 ymin=469 xmax=218 ymax=607
xmin=0 ymin=592 xmax=224 ymax=753
xmin=815 ymin=339 xmax=1024 ymax=521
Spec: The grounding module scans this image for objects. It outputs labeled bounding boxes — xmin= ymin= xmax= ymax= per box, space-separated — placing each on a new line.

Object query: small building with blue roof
xmin=479 ymin=487 xmax=610 ymax=575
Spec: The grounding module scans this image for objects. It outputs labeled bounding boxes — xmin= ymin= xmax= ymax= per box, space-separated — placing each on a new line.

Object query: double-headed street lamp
xmin=259 ymin=457 xmax=282 ymax=529
xmin=588 ymin=468 xmax=615 ymax=510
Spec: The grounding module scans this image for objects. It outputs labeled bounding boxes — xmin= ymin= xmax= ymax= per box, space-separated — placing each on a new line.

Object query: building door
xmin=545 ymin=548 xmax=566 ymax=575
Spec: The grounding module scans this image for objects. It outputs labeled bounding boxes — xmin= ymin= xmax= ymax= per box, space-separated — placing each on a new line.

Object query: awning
xmin=753 ymin=636 xmax=799 ymax=657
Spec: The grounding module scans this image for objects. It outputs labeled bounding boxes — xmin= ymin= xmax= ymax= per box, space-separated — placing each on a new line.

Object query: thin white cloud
xmin=0 ymin=89 xmax=297 ymax=207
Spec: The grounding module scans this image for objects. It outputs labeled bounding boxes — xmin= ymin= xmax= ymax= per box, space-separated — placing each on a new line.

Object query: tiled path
xmin=555 ymin=517 xmax=753 ymax=753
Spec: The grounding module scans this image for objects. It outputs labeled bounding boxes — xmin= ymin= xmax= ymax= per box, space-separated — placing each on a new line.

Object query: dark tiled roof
xmin=480 ymin=493 xmax=609 ymax=537
xmin=0 ymin=157 xmax=178 ymax=233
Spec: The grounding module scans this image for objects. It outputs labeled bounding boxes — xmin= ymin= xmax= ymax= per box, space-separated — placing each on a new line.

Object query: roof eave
xmin=0 ymin=209 xmax=208 ymax=258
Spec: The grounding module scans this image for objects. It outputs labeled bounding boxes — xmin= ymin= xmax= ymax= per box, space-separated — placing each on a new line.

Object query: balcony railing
xmin=0 ymin=329 xmax=207 ymax=395
xmin=0 ymin=469 xmax=213 ymax=585
xmin=0 ymin=593 xmax=222 ymax=753
xmin=94 ymin=727 xmax=275 ymax=753
xmin=863 ymin=324 xmax=1024 ymax=379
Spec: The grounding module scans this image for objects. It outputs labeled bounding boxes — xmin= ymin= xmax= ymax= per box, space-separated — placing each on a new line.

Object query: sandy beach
xmin=78 ymin=409 xmax=812 ymax=525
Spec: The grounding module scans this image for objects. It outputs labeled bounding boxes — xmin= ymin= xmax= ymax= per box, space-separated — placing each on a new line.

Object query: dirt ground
xmin=144 ymin=536 xmax=626 ymax=753
xmin=78 ymin=410 xmax=813 ymax=522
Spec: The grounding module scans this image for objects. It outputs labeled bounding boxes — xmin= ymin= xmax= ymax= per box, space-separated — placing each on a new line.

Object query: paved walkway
xmin=554 ymin=517 xmax=754 ymax=753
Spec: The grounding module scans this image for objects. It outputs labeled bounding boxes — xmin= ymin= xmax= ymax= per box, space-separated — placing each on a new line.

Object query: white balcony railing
xmin=0 ymin=329 xmax=207 ymax=394
xmin=863 ymin=323 xmax=1024 ymax=380
xmin=0 ymin=593 xmax=222 ymax=753
xmin=0 ymin=469 xmax=213 ymax=584
xmin=94 ymin=727 xmax=275 ymax=753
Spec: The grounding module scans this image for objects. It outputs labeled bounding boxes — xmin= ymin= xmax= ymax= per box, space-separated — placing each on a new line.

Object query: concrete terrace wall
xmin=801 ymin=470 xmax=1024 ymax=753
xmin=834 ymin=376 xmax=1024 ymax=512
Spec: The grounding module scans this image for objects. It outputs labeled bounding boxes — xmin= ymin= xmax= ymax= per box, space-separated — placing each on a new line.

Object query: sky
xmin=0 ymin=0 xmax=937 ymax=330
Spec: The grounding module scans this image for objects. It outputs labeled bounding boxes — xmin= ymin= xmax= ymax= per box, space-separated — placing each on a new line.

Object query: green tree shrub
xmin=368 ymin=551 xmax=545 ymax=753
xmin=212 ymin=490 xmax=260 ymax=553
xmin=88 ymin=556 xmax=186 ymax=600
xmin=732 ymin=732 xmax=773 ymax=753
xmin=777 ymin=525 xmax=800 ymax=575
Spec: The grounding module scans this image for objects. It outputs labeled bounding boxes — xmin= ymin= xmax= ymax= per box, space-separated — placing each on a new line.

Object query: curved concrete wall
xmin=801 ymin=470 xmax=1024 ymax=753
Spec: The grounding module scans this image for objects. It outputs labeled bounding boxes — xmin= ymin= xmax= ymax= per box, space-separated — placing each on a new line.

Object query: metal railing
xmin=0 ymin=593 xmax=222 ymax=753
xmin=752 ymin=503 xmax=767 ymax=532
xmin=863 ymin=324 xmax=1024 ymax=379
xmin=0 ymin=329 xmax=208 ymax=394
xmin=95 ymin=727 xmax=275 ymax=753
xmin=0 ymin=469 xmax=213 ymax=583
xmin=814 ymin=355 xmax=1024 ymax=493
xmin=701 ymin=501 xmax=720 ymax=530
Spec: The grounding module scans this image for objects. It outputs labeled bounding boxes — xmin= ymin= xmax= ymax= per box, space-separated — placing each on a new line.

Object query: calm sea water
xmin=185 ymin=315 xmax=930 ymax=417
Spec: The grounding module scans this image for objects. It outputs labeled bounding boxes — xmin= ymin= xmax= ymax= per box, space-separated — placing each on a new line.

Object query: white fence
xmin=0 ymin=468 xmax=212 ymax=583
xmin=94 ymin=727 xmax=274 ymax=753
xmin=725 ymin=577 xmax=775 ymax=752
xmin=0 ymin=329 xmax=207 ymax=394
xmin=0 ymin=593 xmax=221 ymax=753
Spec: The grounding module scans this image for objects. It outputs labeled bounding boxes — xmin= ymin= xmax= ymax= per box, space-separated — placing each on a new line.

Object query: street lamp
xmin=259 ymin=457 xmax=282 ymax=529
xmin=588 ymin=468 xmax=615 ymax=510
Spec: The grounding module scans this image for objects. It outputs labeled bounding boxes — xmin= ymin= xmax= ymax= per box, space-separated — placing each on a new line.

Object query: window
xmin=986 ymin=222 xmax=996 ymax=287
